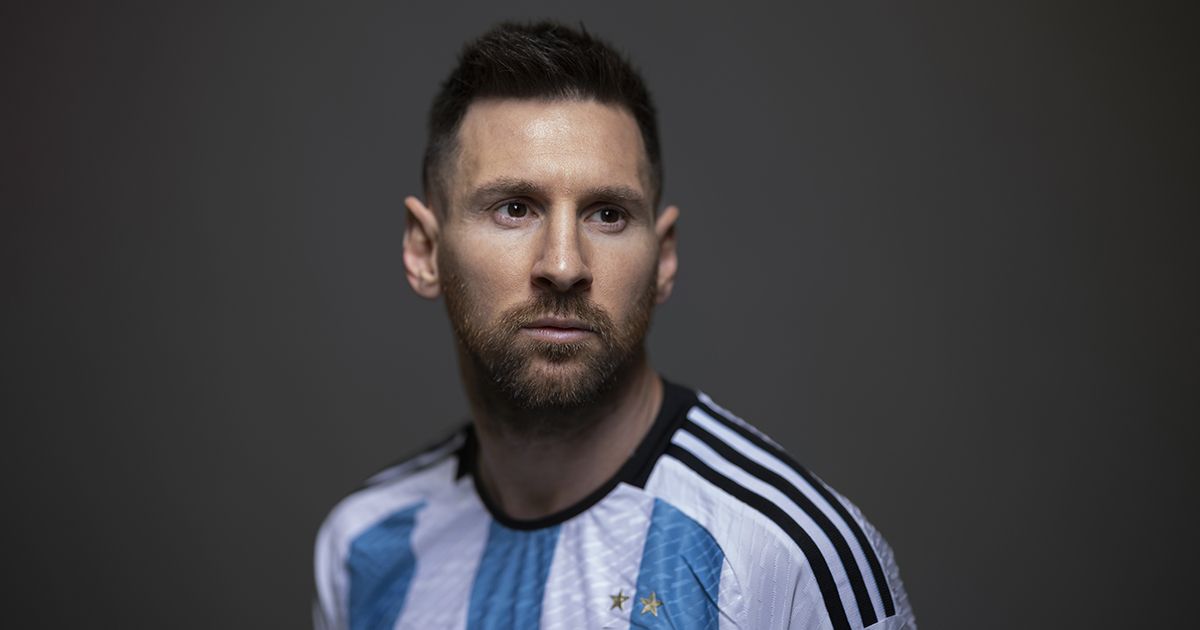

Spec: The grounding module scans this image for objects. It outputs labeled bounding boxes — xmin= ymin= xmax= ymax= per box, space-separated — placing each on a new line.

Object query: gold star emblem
xmin=610 ymin=589 xmax=629 ymax=610
xmin=640 ymin=591 xmax=664 ymax=616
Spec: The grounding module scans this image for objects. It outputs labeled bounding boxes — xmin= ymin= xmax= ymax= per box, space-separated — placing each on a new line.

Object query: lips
xmin=520 ymin=317 xmax=596 ymax=342
xmin=522 ymin=317 xmax=594 ymax=332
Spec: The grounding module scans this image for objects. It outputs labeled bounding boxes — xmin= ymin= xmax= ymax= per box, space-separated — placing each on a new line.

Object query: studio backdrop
xmin=4 ymin=1 xmax=1196 ymax=628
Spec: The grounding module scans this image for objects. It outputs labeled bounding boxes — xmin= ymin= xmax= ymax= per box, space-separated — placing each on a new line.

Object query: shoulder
xmin=312 ymin=427 xmax=468 ymax=627
xmin=643 ymin=385 xmax=916 ymax=630
xmin=317 ymin=427 xmax=467 ymax=545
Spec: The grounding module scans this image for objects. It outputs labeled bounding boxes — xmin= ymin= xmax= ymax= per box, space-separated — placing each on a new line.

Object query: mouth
xmin=520 ymin=317 xmax=596 ymax=343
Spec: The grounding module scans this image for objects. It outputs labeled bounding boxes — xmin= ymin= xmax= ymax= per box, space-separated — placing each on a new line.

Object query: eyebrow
xmin=465 ymin=177 xmax=647 ymax=210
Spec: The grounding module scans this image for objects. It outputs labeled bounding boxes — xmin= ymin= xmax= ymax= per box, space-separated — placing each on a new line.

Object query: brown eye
xmin=598 ymin=207 xmax=621 ymax=223
xmin=502 ymin=202 xmax=529 ymax=218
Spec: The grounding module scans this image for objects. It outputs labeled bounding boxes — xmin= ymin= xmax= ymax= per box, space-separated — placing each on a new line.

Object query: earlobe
xmin=654 ymin=205 xmax=680 ymax=304
xmin=403 ymin=195 xmax=442 ymax=299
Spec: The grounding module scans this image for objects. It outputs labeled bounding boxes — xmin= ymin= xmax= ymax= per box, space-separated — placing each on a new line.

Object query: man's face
xmin=432 ymin=98 xmax=672 ymax=414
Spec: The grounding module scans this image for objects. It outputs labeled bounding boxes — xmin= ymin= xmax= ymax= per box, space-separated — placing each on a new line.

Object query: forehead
xmin=452 ymin=98 xmax=649 ymax=202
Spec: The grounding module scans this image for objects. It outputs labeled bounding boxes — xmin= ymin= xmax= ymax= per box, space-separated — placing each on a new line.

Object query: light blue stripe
xmin=466 ymin=521 xmax=561 ymax=630
xmin=633 ymin=499 xmax=723 ymax=629
xmin=347 ymin=501 xmax=425 ymax=630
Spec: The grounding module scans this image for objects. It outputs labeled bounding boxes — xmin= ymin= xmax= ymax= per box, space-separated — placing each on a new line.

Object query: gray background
xmin=4 ymin=1 xmax=1197 ymax=628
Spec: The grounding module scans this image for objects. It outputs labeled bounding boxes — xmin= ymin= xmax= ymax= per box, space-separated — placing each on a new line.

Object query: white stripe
xmin=394 ymin=478 xmax=490 ymax=629
xmin=539 ymin=483 xmax=655 ymax=629
xmin=688 ymin=407 xmax=887 ymax=621
xmin=716 ymin=558 xmax=747 ymax=630
xmin=827 ymin=486 xmax=918 ymax=629
xmin=672 ymin=429 xmax=865 ymax=630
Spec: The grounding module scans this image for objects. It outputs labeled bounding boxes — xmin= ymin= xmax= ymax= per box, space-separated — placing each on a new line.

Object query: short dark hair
xmin=422 ymin=21 xmax=663 ymax=210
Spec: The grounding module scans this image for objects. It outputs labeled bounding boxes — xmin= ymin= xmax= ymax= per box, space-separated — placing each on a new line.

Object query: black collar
xmin=454 ymin=378 xmax=697 ymax=531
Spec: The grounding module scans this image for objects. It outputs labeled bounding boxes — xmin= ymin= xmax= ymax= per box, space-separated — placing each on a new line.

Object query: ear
xmin=653 ymin=205 xmax=680 ymax=304
xmin=403 ymin=195 xmax=442 ymax=299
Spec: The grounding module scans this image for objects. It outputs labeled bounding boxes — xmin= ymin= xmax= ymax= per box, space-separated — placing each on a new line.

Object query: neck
xmin=464 ymin=360 xmax=663 ymax=522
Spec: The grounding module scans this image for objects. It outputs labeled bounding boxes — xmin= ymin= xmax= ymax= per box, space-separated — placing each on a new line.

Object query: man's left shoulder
xmin=643 ymin=386 xmax=917 ymax=629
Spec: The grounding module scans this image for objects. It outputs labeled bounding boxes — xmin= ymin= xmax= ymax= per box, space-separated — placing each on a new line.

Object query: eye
xmin=492 ymin=200 xmax=537 ymax=227
xmin=596 ymin=207 xmax=622 ymax=223
xmin=587 ymin=206 xmax=627 ymax=231
xmin=500 ymin=201 xmax=530 ymax=218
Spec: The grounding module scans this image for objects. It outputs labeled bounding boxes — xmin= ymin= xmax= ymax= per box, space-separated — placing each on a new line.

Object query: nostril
xmin=532 ymin=259 xmax=591 ymax=292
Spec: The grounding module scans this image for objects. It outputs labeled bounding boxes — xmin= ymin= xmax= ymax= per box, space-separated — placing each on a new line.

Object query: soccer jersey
xmin=314 ymin=380 xmax=916 ymax=629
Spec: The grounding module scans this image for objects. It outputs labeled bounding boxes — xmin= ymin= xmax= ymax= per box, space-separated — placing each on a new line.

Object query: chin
xmin=509 ymin=358 xmax=609 ymax=410
xmin=468 ymin=329 xmax=643 ymax=418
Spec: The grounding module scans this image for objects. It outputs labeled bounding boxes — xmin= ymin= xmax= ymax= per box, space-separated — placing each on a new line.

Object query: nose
xmin=531 ymin=210 xmax=592 ymax=293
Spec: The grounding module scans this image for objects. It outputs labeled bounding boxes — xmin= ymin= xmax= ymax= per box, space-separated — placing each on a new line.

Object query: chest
xmin=346 ymin=491 xmax=728 ymax=629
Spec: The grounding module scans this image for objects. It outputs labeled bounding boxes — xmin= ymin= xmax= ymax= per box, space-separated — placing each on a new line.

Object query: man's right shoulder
xmin=316 ymin=426 xmax=468 ymax=545
xmin=312 ymin=427 xmax=470 ymax=630
xmin=359 ymin=426 xmax=470 ymax=488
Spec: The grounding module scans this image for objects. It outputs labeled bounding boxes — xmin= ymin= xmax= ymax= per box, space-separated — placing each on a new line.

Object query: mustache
xmin=499 ymin=292 xmax=615 ymax=338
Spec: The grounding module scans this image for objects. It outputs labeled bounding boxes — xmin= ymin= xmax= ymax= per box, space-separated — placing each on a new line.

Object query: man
xmin=314 ymin=21 xmax=915 ymax=630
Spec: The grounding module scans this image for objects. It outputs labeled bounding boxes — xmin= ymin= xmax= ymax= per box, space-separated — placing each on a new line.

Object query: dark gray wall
xmin=4 ymin=1 xmax=1196 ymax=628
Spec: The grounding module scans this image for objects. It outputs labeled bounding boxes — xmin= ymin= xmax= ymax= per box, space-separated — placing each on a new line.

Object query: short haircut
xmin=422 ymin=21 xmax=663 ymax=210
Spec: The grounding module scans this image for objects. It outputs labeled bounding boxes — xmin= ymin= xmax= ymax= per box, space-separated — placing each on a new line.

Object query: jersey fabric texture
xmin=314 ymin=380 xmax=916 ymax=630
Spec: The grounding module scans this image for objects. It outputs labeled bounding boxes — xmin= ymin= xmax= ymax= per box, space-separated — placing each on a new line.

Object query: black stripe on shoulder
xmin=454 ymin=424 xmax=474 ymax=481
xmin=664 ymin=444 xmax=853 ymax=630
xmin=683 ymin=418 xmax=878 ymax=627
xmin=696 ymin=400 xmax=897 ymax=617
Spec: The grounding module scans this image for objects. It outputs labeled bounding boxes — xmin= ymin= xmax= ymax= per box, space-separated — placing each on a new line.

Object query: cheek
xmin=591 ymin=241 xmax=659 ymax=313
xmin=444 ymin=233 xmax=533 ymax=309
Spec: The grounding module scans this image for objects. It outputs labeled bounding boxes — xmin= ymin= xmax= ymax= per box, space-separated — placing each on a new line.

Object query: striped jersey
xmin=314 ymin=380 xmax=916 ymax=629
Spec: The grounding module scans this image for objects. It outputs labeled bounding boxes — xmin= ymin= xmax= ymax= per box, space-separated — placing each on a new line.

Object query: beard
xmin=441 ymin=267 xmax=657 ymax=435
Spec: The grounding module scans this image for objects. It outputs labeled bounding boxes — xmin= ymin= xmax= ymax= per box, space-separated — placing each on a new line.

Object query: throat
xmin=470 ymin=365 xmax=663 ymax=523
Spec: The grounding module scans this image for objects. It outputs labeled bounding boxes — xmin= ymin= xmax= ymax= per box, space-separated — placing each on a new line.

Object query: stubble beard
xmin=441 ymin=268 xmax=657 ymax=438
